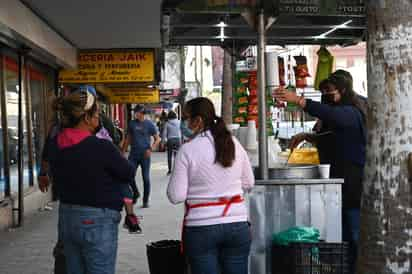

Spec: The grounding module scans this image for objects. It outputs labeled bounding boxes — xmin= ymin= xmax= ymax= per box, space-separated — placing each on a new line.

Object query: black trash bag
xmin=147 ymin=240 xmax=187 ymax=274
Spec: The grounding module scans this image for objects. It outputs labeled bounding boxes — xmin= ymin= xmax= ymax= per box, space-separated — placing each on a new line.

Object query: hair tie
xmin=84 ymin=91 xmax=95 ymax=111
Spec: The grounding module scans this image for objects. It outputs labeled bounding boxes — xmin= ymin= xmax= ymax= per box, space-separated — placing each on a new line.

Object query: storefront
xmin=0 ymin=45 xmax=61 ymax=227
xmin=0 ymin=49 xmax=57 ymax=196
xmin=0 ymin=0 xmax=77 ymax=228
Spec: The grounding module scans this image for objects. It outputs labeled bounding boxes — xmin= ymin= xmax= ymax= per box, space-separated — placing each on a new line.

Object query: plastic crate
xmin=272 ymin=242 xmax=348 ymax=274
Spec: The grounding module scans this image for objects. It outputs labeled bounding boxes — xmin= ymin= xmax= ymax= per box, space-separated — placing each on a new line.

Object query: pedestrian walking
xmin=167 ymin=97 xmax=254 ymax=274
xmin=122 ymin=104 xmax=160 ymax=208
xmin=161 ymin=111 xmax=181 ymax=175
xmin=95 ymin=124 xmax=142 ymax=234
xmin=47 ymin=89 xmax=136 ymax=274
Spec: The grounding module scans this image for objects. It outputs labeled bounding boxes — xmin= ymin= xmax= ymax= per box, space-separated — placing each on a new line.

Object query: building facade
xmin=0 ymin=0 xmax=76 ymax=229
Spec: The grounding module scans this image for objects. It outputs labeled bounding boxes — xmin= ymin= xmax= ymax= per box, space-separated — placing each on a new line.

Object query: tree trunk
xmin=178 ymin=46 xmax=186 ymax=107
xmin=221 ymin=49 xmax=233 ymax=124
xmin=180 ymin=46 xmax=186 ymax=92
xmin=359 ymin=1 xmax=412 ymax=273
xmin=200 ymin=46 xmax=204 ymax=96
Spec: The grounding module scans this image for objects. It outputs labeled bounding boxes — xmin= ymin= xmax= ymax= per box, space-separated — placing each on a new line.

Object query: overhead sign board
xmin=107 ymin=87 xmax=160 ymax=104
xmin=277 ymin=0 xmax=365 ymax=16
xmin=176 ymin=0 xmax=364 ymax=15
xmin=59 ymin=51 xmax=155 ymax=83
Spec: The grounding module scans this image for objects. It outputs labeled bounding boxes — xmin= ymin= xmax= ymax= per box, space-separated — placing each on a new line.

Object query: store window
xmin=4 ymin=55 xmax=31 ymax=192
xmin=0 ymin=49 xmax=56 ymax=197
xmin=0 ymin=64 xmax=4 ymax=200
xmin=28 ymin=67 xmax=43 ymax=175
xmin=27 ymin=61 xmax=54 ymax=176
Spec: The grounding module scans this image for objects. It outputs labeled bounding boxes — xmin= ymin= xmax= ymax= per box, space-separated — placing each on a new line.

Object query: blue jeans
xmin=59 ymin=203 xmax=121 ymax=274
xmin=129 ymin=154 xmax=151 ymax=204
xmin=343 ymin=208 xmax=360 ymax=274
xmin=183 ymin=222 xmax=251 ymax=274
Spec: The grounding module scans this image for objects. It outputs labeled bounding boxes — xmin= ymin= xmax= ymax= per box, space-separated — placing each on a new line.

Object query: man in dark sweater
xmin=275 ymin=74 xmax=366 ymax=274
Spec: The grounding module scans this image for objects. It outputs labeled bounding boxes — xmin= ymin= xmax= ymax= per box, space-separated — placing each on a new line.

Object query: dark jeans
xmin=167 ymin=138 xmax=181 ymax=172
xmin=120 ymin=183 xmax=133 ymax=200
xmin=183 ymin=222 xmax=251 ymax=274
xmin=128 ymin=154 xmax=151 ymax=204
xmin=343 ymin=208 xmax=360 ymax=274
xmin=59 ymin=203 xmax=121 ymax=274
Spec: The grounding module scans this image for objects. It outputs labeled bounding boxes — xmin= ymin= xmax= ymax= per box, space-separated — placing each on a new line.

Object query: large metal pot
xmin=254 ymin=164 xmax=320 ymax=179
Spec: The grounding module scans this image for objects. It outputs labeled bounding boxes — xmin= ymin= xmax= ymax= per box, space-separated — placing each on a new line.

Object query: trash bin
xmin=146 ymin=240 xmax=186 ymax=274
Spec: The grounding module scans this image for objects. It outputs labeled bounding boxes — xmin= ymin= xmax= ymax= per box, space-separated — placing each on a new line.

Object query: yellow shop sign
xmin=107 ymin=87 xmax=160 ymax=104
xmin=59 ymin=51 xmax=155 ymax=83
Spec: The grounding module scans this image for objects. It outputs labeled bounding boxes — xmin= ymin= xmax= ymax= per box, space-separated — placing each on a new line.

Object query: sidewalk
xmin=0 ymin=152 xmax=183 ymax=274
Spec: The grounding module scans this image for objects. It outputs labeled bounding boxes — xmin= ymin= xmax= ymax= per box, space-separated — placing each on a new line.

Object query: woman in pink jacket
xmin=167 ymin=97 xmax=254 ymax=274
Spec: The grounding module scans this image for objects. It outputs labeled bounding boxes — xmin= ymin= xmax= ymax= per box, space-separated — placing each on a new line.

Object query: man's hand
xmin=289 ymin=132 xmax=317 ymax=149
xmin=144 ymin=149 xmax=152 ymax=159
xmin=38 ymin=175 xmax=49 ymax=193
xmin=121 ymin=135 xmax=130 ymax=155
xmin=273 ymin=87 xmax=300 ymax=104
xmin=289 ymin=133 xmax=308 ymax=150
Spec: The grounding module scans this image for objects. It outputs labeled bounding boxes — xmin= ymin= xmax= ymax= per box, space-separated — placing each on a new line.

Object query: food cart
xmin=163 ymin=1 xmax=366 ymax=273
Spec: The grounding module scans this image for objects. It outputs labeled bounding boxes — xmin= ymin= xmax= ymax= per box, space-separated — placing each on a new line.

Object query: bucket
xmin=146 ymin=240 xmax=187 ymax=274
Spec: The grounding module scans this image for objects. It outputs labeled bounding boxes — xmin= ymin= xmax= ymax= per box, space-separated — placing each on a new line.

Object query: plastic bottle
xmin=248 ymin=149 xmax=259 ymax=168
xmin=268 ymin=136 xmax=282 ymax=168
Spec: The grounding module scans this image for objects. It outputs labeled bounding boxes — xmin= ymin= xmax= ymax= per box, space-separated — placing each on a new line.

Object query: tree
xmin=221 ymin=48 xmax=233 ymax=124
xmin=358 ymin=1 xmax=412 ymax=273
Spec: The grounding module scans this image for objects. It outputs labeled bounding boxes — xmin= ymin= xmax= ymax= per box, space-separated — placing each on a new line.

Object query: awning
xmin=162 ymin=0 xmax=366 ymax=47
xmin=20 ymin=0 xmax=162 ymax=49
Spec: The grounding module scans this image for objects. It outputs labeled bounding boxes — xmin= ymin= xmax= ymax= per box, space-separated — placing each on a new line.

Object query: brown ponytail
xmin=210 ymin=116 xmax=235 ymax=167
xmin=184 ymin=97 xmax=235 ymax=167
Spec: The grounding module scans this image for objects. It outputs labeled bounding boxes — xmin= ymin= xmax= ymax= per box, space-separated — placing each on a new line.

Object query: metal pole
xmin=257 ymin=11 xmax=268 ymax=180
xmin=17 ymin=51 xmax=24 ymax=226
xmin=25 ymin=63 xmax=34 ymax=187
xmin=0 ymin=50 xmax=10 ymax=197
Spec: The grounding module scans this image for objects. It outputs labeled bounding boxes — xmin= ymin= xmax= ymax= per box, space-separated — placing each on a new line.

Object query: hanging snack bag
xmin=248 ymin=104 xmax=258 ymax=116
xmin=238 ymin=106 xmax=248 ymax=115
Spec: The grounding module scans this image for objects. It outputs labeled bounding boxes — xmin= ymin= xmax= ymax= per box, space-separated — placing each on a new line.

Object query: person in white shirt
xmin=167 ymin=97 xmax=254 ymax=274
